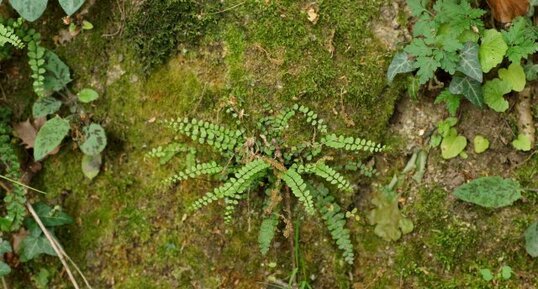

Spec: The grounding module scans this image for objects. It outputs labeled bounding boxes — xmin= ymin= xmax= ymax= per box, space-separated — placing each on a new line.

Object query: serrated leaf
xmin=525 ymin=221 xmax=538 ymax=257
xmin=473 ymin=135 xmax=489 ymax=153
xmin=79 ymin=123 xmax=107 ymax=155
xmin=434 ymin=89 xmax=461 ymax=116
xmin=453 ymin=176 xmax=522 ymax=208
xmin=32 ymin=96 xmax=62 ymax=118
xmin=479 ymin=29 xmax=508 ymax=73
xmin=81 ymin=153 xmax=101 ymax=179
xmin=457 ymin=42 xmax=482 ymax=82
xmin=58 ymin=0 xmax=84 ymax=16
xmin=387 ymin=52 xmax=416 ymax=83
xmin=512 ymin=133 xmax=532 ymax=151
xmin=77 ymin=88 xmax=99 ymax=103
xmin=9 ymin=0 xmax=48 ymax=22
xmin=416 ymin=55 xmax=440 ymax=84
xmin=33 ymin=116 xmax=70 ymax=161
xmin=449 ymin=76 xmax=484 ymax=107
xmin=407 ymin=0 xmax=429 ymax=17
xmin=19 ymin=234 xmax=56 ymax=262
xmin=498 ymin=63 xmax=526 ymax=92
xmin=483 ymin=78 xmax=511 ymax=112
xmin=43 ymin=50 xmax=72 ymax=94
xmin=441 ymin=130 xmax=467 ymax=159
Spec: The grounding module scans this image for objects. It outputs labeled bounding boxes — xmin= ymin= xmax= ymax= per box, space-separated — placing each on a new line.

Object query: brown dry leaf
xmin=13 ymin=119 xmax=37 ymax=149
xmin=306 ymin=3 xmax=319 ymax=24
xmin=487 ymin=0 xmax=529 ymax=23
xmin=12 ymin=229 xmax=28 ymax=253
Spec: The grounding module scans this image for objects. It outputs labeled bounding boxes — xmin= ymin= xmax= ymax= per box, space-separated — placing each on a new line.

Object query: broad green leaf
xmin=33 ymin=202 xmax=73 ymax=227
xmin=512 ymin=133 xmax=532 ymax=151
xmin=500 ymin=266 xmax=512 ymax=280
xmin=525 ymin=221 xmax=538 ymax=257
xmin=32 ymin=96 xmax=62 ymax=118
xmin=473 ymin=135 xmax=489 ymax=153
xmin=483 ymin=78 xmax=511 ymax=112
xmin=79 ymin=123 xmax=107 ymax=155
xmin=43 ymin=50 xmax=72 ymax=93
xmin=81 ymin=153 xmax=102 ymax=179
xmin=9 ymin=0 xmax=48 ymax=22
xmin=449 ymin=76 xmax=484 ymax=107
xmin=0 ymin=240 xmax=12 ymax=255
xmin=77 ymin=88 xmax=99 ymax=103
xmin=480 ymin=268 xmax=494 ymax=281
xmin=19 ymin=234 xmax=56 ymax=262
xmin=58 ymin=0 xmax=84 ymax=16
xmin=479 ymin=29 xmax=508 ymax=73
xmin=457 ymin=42 xmax=482 ymax=82
xmin=0 ymin=262 xmax=10 ymax=277
xmin=33 ymin=116 xmax=70 ymax=161
xmin=498 ymin=63 xmax=526 ymax=92
xmin=387 ymin=52 xmax=416 ymax=83
xmin=441 ymin=130 xmax=467 ymax=159
xmin=453 ymin=176 xmax=522 ymax=208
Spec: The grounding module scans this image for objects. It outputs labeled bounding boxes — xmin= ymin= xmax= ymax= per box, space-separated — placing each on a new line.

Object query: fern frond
xmin=189 ymin=159 xmax=270 ymax=212
xmin=164 ymin=117 xmax=244 ymax=153
xmin=292 ymin=104 xmax=328 ymax=133
xmin=296 ymin=162 xmax=353 ymax=192
xmin=27 ymin=38 xmax=46 ymax=97
xmin=0 ymin=23 xmax=23 ymax=49
xmin=147 ymin=143 xmax=190 ymax=164
xmin=0 ymin=108 xmax=26 ymax=231
xmin=281 ymin=168 xmax=315 ymax=215
xmin=258 ymin=212 xmax=280 ymax=255
xmin=162 ymin=161 xmax=223 ymax=187
xmin=321 ymin=134 xmax=384 ymax=153
xmin=310 ymin=184 xmax=354 ymax=264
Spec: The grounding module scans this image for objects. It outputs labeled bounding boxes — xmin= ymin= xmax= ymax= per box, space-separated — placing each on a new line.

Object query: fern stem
xmin=283 ymin=185 xmax=296 ymax=283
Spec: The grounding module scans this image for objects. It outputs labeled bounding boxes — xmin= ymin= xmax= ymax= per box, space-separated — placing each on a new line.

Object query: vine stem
xmin=284 ymin=185 xmax=296 ymax=284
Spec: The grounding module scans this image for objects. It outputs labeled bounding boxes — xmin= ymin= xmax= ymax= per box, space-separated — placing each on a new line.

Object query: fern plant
xmin=150 ymin=104 xmax=385 ymax=265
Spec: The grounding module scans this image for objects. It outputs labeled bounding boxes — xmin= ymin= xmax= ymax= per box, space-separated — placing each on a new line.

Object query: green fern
xmin=0 ymin=23 xmax=24 ymax=49
xmin=281 ymin=168 xmax=315 ymax=215
xmin=296 ymin=162 xmax=353 ymax=192
xmin=162 ymin=161 xmax=223 ymax=187
xmin=26 ymin=36 xmax=46 ymax=97
xmin=0 ymin=108 xmax=26 ymax=231
xmin=321 ymin=133 xmax=384 ymax=153
xmin=258 ymin=213 xmax=280 ymax=255
xmin=147 ymin=143 xmax=191 ymax=164
xmin=310 ymin=184 xmax=354 ymax=264
xmin=189 ymin=159 xmax=270 ymax=212
xmin=292 ymin=104 xmax=328 ymax=133
xmin=164 ymin=117 xmax=244 ymax=153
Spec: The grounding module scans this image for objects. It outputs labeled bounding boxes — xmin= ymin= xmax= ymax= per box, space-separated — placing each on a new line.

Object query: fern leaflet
xmin=281 ymin=168 xmax=315 ymax=215
xmin=162 ymin=161 xmax=223 ymax=187
xmin=0 ymin=23 xmax=23 ymax=49
xmin=296 ymin=162 xmax=353 ymax=192
xmin=321 ymin=133 xmax=384 ymax=153
xmin=258 ymin=212 xmax=279 ymax=255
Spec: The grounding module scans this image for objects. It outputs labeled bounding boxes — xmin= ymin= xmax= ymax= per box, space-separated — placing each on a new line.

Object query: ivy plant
xmin=150 ymin=104 xmax=385 ymax=265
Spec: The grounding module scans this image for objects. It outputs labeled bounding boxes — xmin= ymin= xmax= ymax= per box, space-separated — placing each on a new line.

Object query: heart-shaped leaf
xmin=473 ymin=135 xmax=489 ymax=153
xmin=33 ymin=116 xmax=70 ymax=161
xmin=498 ymin=63 xmax=526 ymax=92
xmin=512 ymin=133 xmax=532 ymax=151
xmin=79 ymin=123 xmax=107 ymax=155
xmin=9 ymin=0 xmax=48 ymax=22
xmin=483 ymin=78 xmax=511 ymax=112
xmin=58 ymin=0 xmax=84 ymax=16
xmin=479 ymin=29 xmax=508 ymax=73
xmin=441 ymin=129 xmax=467 ymax=159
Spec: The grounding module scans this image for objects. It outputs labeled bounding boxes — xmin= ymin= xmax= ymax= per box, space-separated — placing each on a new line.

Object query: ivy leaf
xmin=387 ymin=52 xmax=416 ymax=83
xmin=525 ymin=221 xmax=538 ymax=257
xmin=440 ymin=129 xmax=467 ymax=159
xmin=456 ymin=42 xmax=482 ymax=82
xmin=81 ymin=153 xmax=102 ymax=179
xmin=32 ymin=96 xmax=62 ymax=118
xmin=473 ymin=135 xmax=489 ymax=153
xmin=77 ymin=88 xmax=99 ymax=103
xmin=434 ymin=89 xmax=461 ymax=116
xmin=479 ymin=29 xmax=508 ymax=73
xmin=449 ymin=76 xmax=484 ymax=107
xmin=498 ymin=63 xmax=526 ymax=92
xmin=18 ymin=234 xmax=56 ymax=262
xmin=43 ymin=50 xmax=72 ymax=94
xmin=483 ymin=78 xmax=511 ymax=112
xmin=79 ymin=123 xmax=107 ymax=155
xmin=33 ymin=202 xmax=73 ymax=227
xmin=58 ymin=0 xmax=84 ymax=16
xmin=512 ymin=133 xmax=532 ymax=151
xmin=9 ymin=0 xmax=48 ymax=22
xmin=453 ymin=176 xmax=522 ymax=208
xmin=33 ymin=116 xmax=70 ymax=161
